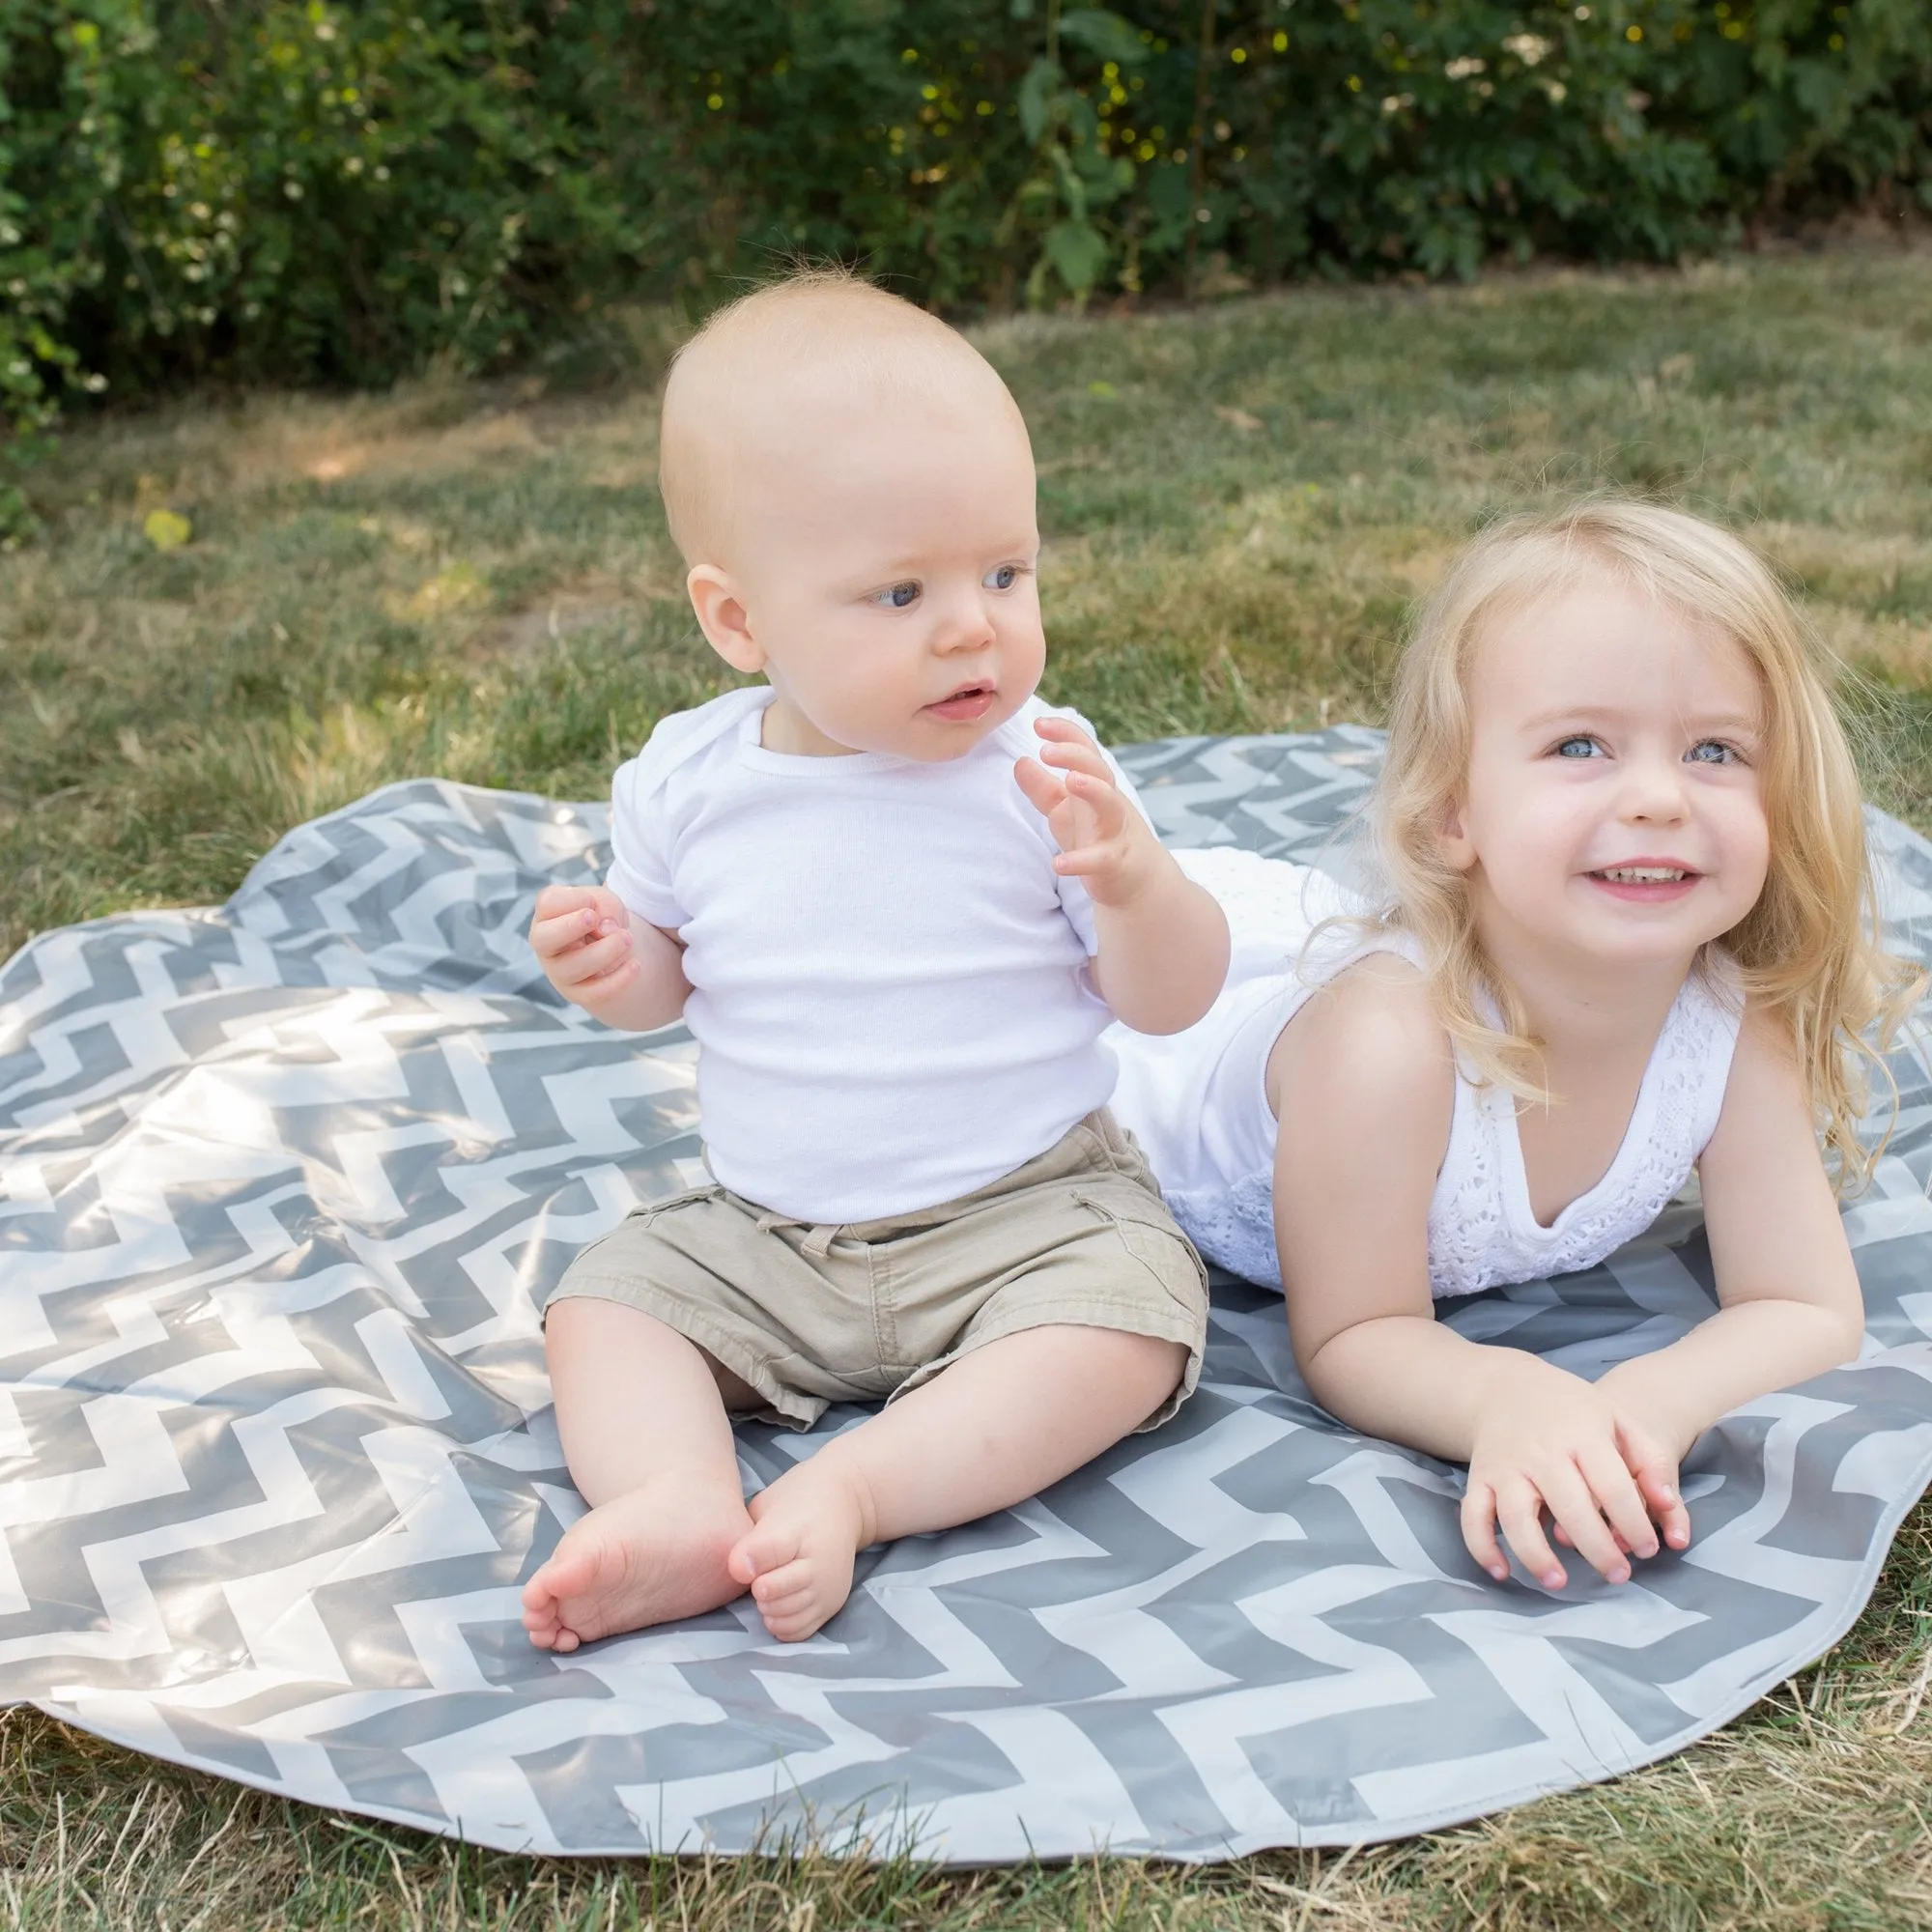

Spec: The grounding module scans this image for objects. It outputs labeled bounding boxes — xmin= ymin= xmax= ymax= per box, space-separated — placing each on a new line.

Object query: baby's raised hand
xmin=1014 ymin=716 xmax=1157 ymax=908
xmin=1462 ymin=1367 xmax=1675 ymax=1591
xmin=528 ymin=884 xmax=639 ymax=1009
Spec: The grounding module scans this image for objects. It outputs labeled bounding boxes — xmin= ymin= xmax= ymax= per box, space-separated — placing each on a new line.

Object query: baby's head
xmin=659 ymin=270 xmax=1043 ymax=759
xmin=1374 ymin=499 xmax=1913 ymax=1177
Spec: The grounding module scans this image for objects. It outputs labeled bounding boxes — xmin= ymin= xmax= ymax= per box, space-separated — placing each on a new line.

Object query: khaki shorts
xmin=546 ymin=1108 xmax=1208 ymax=1430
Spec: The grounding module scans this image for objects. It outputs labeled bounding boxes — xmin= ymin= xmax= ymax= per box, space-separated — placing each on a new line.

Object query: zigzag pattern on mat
xmin=3 ymin=728 xmax=1932 ymax=1859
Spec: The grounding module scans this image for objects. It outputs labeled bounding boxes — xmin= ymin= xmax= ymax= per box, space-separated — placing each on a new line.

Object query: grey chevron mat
xmin=4 ymin=726 xmax=1932 ymax=1861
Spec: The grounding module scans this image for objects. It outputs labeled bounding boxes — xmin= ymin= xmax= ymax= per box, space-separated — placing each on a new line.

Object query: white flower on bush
xmin=1502 ymin=34 xmax=1552 ymax=66
xmin=1444 ymin=56 xmax=1486 ymax=79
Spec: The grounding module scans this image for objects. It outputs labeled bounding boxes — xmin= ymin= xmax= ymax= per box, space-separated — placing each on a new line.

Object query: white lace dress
xmin=1108 ymin=848 xmax=1746 ymax=1295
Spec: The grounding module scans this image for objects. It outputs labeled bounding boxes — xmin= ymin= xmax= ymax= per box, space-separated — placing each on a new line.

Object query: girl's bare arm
xmin=1275 ymin=957 xmax=1669 ymax=1586
xmin=1277 ymin=959 xmax=1554 ymax=1450
xmin=1594 ymin=1001 xmax=1866 ymax=1455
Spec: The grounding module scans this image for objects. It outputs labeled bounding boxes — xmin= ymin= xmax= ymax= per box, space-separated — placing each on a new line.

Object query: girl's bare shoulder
xmin=1712 ymin=992 xmax=1807 ymax=1119
xmin=1268 ymin=946 xmax=1453 ymax=1123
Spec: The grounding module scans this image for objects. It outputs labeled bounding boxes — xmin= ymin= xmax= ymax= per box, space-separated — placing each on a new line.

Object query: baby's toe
xmin=730 ymin=1520 xmax=805 ymax=1587
xmin=762 ymin=1600 xmax=831 ymax=1643
xmin=748 ymin=1551 xmax=814 ymax=1600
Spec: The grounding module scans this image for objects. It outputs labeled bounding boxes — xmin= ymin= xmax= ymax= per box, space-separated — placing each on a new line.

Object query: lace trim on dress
xmin=1168 ymin=955 xmax=1743 ymax=1300
xmin=1423 ymin=962 xmax=1743 ymax=1298
xmin=1173 ymin=1171 xmax=1287 ymax=1292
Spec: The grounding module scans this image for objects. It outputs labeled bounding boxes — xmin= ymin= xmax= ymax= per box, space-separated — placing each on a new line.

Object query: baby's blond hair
xmin=1367 ymin=499 xmax=1922 ymax=1189
xmin=658 ymin=267 xmax=1022 ymax=564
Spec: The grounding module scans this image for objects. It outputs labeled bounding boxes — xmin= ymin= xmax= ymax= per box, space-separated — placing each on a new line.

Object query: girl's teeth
xmin=1603 ymin=867 xmax=1686 ymax=883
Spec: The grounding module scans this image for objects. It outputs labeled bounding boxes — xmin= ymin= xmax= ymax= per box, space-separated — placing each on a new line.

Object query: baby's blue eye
xmin=1687 ymin=740 xmax=1737 ymax=765
xmin=983 ymin=563 xmax=1019 ymax=591
xmin=875 ymin=581 xmax=920 ymax=610
xmin=1554 ymin=735 xmax=1602 ymax=758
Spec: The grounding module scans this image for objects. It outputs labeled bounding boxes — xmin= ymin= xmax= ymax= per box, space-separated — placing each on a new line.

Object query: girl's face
xmin=1440 ymin=576 xmax=1772 ymax=978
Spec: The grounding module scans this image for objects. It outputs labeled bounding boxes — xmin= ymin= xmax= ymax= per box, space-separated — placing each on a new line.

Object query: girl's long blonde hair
xmin=1370 ymin=499 xmax=1923 ymax=1190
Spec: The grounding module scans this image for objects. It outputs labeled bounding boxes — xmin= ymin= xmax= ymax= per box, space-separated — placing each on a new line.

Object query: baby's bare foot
xmin=727 ymin=1462 xmax=871 ymax=1642
xmin=523 ymin=1481 xmax=753 ymax=1652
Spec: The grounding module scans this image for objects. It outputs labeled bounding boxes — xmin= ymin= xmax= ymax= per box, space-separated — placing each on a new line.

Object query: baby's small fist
xmin=530 ymin=885 xmax=628 ymax=968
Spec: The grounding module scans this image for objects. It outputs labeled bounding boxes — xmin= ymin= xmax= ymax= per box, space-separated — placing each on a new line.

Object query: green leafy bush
xmin=2 ymin=0 xmax=1928 ymax=492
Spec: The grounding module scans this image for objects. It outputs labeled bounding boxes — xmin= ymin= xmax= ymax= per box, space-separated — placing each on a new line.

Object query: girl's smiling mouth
xmin=1587 ymin=860 xmax=1700 ymax=902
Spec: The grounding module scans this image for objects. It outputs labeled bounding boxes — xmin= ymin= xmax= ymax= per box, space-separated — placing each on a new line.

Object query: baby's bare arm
xmin=1087 ymin=855 xmax=1232 ymax=1035
xmin=528 ymin=884 xmax=691 ymax=1031
xmin=1014 ymin=718 xmax=1230 ymax=1034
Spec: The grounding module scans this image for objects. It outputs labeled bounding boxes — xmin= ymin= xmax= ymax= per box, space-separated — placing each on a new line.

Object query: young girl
xmin=1113 ymin=501 xmax=1922 ymax=1593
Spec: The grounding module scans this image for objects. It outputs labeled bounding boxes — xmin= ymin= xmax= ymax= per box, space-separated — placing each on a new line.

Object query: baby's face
xmin=721 ymin=391 xmax=1044 ymax=759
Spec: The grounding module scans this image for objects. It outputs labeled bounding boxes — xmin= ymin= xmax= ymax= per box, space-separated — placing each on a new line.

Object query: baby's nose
xmin=932 ymin=599 xmax=995 ymax=650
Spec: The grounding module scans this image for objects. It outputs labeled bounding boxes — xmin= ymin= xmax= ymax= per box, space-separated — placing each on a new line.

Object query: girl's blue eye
xmin=983 ymin=563 xmax=1019 ymax=591
xmin=1554 ymin=735 xmax=1602 ymax=759
xmin=1687 ymin=740 xmax=1736 ymax=765
xmin=876 ymin=582 xmax=920 ymax=610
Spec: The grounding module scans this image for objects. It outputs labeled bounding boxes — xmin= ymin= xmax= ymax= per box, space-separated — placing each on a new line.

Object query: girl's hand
xmin=1462 ymin=1365 xmax=1670 ymax=1590
xmin=1575 ymin=1376 xmax=1693 ymax=1560
xmin=528 ymin=884 xmax=639 ymax=1007
xmin=1014 ymin=717 xmax=1159 ymax=910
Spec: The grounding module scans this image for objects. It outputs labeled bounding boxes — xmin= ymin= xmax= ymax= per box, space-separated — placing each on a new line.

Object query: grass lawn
xmin=3 ymin=242 xmax=1932 ymax=1927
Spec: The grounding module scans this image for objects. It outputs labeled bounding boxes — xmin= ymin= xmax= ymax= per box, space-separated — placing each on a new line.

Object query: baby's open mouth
xmin=926 ymin=682 xmax=996 ymax=721
xmin=1595 ymin=866 xmax=1689 ymax=884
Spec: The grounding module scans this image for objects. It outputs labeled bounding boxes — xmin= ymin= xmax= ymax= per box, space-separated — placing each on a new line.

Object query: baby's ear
xmin=686 ymin=565 xmax=764 ymax=674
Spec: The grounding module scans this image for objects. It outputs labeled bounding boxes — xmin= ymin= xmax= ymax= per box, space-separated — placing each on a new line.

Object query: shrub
xmin=2 ymin=0 xmax=1928 ymax=487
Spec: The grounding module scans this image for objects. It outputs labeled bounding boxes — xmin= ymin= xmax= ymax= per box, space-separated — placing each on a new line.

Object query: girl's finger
xmin=1614 ymin=1419 xmax=1691 ymax=1551
xmin=1634 ymin=1461 xmax=1691 ymax=1551
xmin=1537 ymin=1463 xmax=1630 ymax=1584
xmin=1460 ymin=1484 xmax=1510 ymax=1582
xmin=1577 ymin=1442 xmax=1660 ymax=1560
xmin=1494 ymin=1481 xmax=1567 ymax=1591
xmin=1551 ymin=1522 xmax=1633 ymax=1552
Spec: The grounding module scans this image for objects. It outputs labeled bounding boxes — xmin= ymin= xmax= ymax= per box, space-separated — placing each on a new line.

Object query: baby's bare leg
xmin=522 ymin=1298 xmax=754 ymax=1651
xmin=728 ymin=1324 xmax=1185 ymax=1641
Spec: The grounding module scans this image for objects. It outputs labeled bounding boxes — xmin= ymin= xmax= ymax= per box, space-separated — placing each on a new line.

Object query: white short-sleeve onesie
xmin=606 ymin=687 xmax=1147 ymax=1224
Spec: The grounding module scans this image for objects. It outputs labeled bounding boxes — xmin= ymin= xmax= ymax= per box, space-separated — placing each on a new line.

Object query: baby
xmin=520 ymin=271 xmax=1231 ymax=1648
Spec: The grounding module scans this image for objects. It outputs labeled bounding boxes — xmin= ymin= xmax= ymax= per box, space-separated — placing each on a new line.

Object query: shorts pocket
xmin=1073 ymin=1187 xmax=1209 ymax=1306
